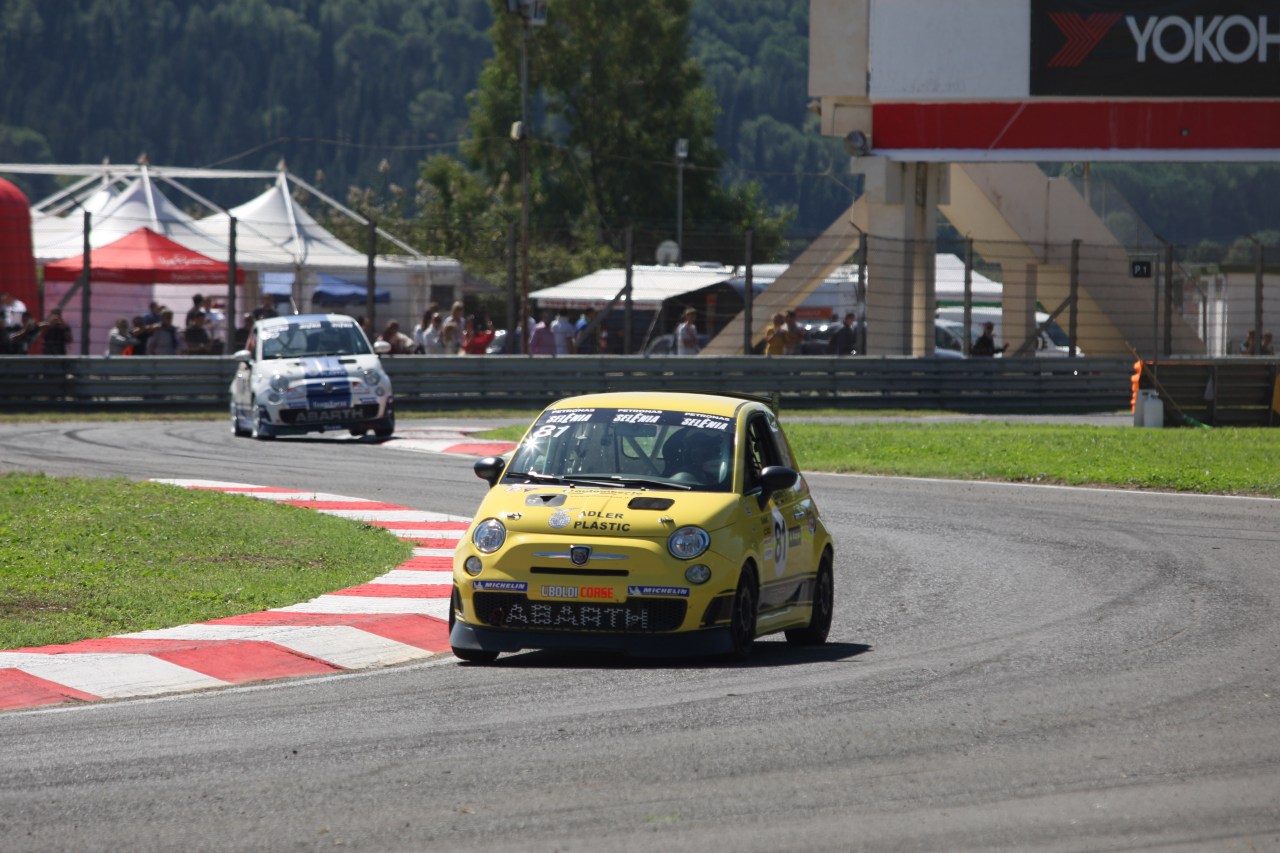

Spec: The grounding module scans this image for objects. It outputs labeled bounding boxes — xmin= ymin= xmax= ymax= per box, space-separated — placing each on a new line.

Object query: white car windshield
xmin=259 ymin=320 xmax=372 ymax=359
xmin=505 ymin=407 xmax=736 ymax=492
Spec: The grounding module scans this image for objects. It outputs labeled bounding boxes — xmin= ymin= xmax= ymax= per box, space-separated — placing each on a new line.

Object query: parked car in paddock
xmin=230 ymin=313 xmax=395 ymax=440
xmin=449 ymin=390 xmax=835 ymax=662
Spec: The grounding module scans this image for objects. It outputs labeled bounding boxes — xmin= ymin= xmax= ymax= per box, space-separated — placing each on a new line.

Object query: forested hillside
xmin=0 ymin=0 xmax=1275 ymax=250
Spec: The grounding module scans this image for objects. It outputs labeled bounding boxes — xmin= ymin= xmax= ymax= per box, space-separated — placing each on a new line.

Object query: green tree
xmin=459 ymin=0 xmax=789 ymax=264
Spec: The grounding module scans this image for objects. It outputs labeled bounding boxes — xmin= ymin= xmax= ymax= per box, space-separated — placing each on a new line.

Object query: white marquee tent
xmin=9 ymin=162 xmax=462 ymax=333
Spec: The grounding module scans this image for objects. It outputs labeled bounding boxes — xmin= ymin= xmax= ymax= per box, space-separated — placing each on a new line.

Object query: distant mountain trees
xmin=0 ymin=0 xmax=1274 ymax=259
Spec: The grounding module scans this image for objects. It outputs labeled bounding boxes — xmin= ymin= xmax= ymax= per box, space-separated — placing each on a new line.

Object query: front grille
xmin=473 ymin=592 xmax=686 ymax=633
xmin=280 ymin=403 xmax=379 ymax=424
xmin=529 ymin=567 xmax=629 ymax=577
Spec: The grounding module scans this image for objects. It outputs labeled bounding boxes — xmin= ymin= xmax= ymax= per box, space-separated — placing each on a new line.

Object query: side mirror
xmin=373 ymin=340 xmax=392 ymax=355
xmin=231 ymin=349 xmax=252 ymax=363
xmin=474 ymin=456 xmax=507 ymax=487
xmin=758 ymin=465 xmax=798 ymax=507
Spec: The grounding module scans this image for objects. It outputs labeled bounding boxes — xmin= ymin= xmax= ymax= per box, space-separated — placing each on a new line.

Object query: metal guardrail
xmin=1139 ymin=359 xmax=1280 ymax=427
xmin=1 ymin=354 xmax=1140 ymax=413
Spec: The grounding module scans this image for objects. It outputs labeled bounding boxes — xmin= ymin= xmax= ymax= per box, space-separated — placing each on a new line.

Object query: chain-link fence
xmin=6 ymin=177 xmax=1277 ymax=361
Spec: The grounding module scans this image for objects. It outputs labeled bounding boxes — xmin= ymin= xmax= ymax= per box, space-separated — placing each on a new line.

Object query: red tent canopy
xmin=0 ymin=177 xmax=38 ymax=311
xmin=43 ymin=227 xmax=242 ymax=284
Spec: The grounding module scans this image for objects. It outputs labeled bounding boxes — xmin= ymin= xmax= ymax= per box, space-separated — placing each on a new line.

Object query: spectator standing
xmin=783 ymin=309 xmax=803 ymax=355
xmin=142 ymin=300 xmax=163 ymax=327
xmin=106 ymin=318 xmax=139 ymax=355
xmin=442 ymin=301 xmax=466 ymax=354
xmin=128 ymin=315 xmax=152 ymax=353
xmin=574 ymin=307 xmax=599 ymax=354
xmin=1 ymin=292 xmax=26 ymax=344
xmin=676 ymin=307 xmax=701 ymax=356
xmin=182 ymin=311 xmax=214 ymax=355
xmin=528 ymin=312 xmax=556 ymax=355
xmin=1260 ymin=331 xmax=1275 ymax=355
xmin=233 ymin=313 xmax=253 ymax=351
xmin=252 ymin=294 xmax=279 ymax=320
xmin=827 ymin=312 xmax=857 ymax=355
xmin=764 ymin=312 xmax=788 ymax=356
xmin=186 ymin=293 xmax=207 ymax=325
xmin=1239 ymin=330 xmax=1257 ymax=355
xmin=38 ymin=309 xmax=73 ymax=355
xmin=464 ymin=314 xmax=495 ymax=354
xmin=147 ymin=310 xmax=185 ymax=354
xmin=416 ymin=312 xmax=445 ymax=354
xmin=378 ymin=320 xmax=415 ymax=354
xmin=550 ymin=309 xmax=576 ymax=355
xmin=971 ymin=321 xmax=1007 ymax=357
xmin=9 ymin=312 xmax=38 ymax=354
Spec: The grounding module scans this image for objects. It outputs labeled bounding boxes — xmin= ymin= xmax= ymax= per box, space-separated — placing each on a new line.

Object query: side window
xmin=765 ymin=413 xmax=794 ymax=469
xmin=744 ymin=415 xmax=780 ymax=494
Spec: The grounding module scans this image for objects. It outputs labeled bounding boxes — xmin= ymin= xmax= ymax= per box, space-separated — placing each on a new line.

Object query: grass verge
xmin=0 ymin=473 xmax=412 ymax=650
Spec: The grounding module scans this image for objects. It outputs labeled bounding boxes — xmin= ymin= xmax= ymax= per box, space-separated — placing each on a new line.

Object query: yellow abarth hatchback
xmin=449 ymin=391 xmax=834 ymax=662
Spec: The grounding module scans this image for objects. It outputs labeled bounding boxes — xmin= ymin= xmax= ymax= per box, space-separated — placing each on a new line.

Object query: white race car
xmin=230 ymin=314 xmax=394 ymax=440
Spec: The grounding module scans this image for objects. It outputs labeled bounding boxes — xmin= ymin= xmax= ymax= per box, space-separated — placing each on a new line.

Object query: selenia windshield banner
xmin=1031 ymin=0 xmax=1280 ymax=97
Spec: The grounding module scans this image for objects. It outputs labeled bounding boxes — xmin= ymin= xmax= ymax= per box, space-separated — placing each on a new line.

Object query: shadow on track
xmin=456 ymin=641 xmax=871 ymax=670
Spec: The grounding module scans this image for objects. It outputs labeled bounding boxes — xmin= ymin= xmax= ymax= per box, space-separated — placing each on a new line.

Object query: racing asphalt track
xmin=0 ymin=417 xmax=1278 ymax=852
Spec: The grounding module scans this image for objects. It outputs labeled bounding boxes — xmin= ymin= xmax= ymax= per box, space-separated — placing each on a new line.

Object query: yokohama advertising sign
xmin=1031 ymin=0 xmax=1280 ymax=97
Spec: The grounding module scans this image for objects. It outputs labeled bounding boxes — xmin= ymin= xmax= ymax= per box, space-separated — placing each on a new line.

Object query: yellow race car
xmin=449 ymin=391 xmax=834 ymax=662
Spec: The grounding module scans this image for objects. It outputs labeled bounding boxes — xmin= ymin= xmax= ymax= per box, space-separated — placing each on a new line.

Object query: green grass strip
xmin=787 ymin=422 xmax=1280 ymax=496
xmin=482 ymin=421 xmax=1280 ymax=497
xmin=0 ymin=474 xmax=412 ymax=650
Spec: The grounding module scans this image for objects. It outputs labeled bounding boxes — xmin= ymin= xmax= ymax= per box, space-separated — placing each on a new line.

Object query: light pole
xmin=675 ymin=138 xmax=688 ymax=265
xmin=508 ymin=0 xmax=546 ymax=354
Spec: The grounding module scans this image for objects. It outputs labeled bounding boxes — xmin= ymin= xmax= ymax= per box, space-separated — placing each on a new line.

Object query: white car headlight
xmin=472 ymin=518 xmax=507 ymax=553
xmin=269 ymin=374 xmax=289 ymax=392
xmin=362 ymin=368 xmax=382 ymax=387
xmin=668 ymin=526 xmax=710 ymax=560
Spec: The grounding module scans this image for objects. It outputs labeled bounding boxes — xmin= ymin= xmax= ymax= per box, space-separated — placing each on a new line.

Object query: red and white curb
xmin=384 ymin=425 xmax=517 ymax=458
xmin=0 ymin=480 xmax=474 ymax=712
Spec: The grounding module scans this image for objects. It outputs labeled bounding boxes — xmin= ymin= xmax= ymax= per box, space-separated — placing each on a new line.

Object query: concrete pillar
xmin=858 ymin=159 xmax=948 ymax=355
xmin=1002 ymin=264 xmax=1038 ymax=357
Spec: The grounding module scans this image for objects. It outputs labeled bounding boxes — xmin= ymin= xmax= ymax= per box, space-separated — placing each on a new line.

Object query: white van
xmin=934 ymin=307 xmax=1081 ymax=357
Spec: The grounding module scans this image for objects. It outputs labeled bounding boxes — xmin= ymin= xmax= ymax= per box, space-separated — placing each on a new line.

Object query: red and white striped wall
xmin=0 ymin=480 xmax=476 ymax=712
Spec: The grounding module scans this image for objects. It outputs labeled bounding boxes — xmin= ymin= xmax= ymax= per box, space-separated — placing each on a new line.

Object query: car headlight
xmin=472 ymin=518 xmax=507 ymax=553
xmin=668 ymin=525 xmax=710 ymax=560
xmin=362 ymin=368 xmax=382 ymax=387
xmin=269 ymin=374 xmax=289 ymax=392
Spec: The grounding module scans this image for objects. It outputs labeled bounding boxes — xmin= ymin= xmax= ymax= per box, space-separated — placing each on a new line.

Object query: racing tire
xmin=727 ymin=565 xmax=758 ymax=660
xmin=449 ymin=588 xmax=499 ymax=664
xmin=348 ymin=428 xmax=368 ymax=437
xmin=785 ymin=550 xmax=834 ymax=646
xmin=373 ymin=413 xmax=395 ymax=438
xmin=231 ymin=405 xmax=251 ymax=437
xmin=250 ymin=401 xmax=276 ymax=441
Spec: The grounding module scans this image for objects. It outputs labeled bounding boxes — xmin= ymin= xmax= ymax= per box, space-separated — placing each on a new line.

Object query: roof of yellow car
xmin=545 ymin=390 xmax=768 ymax=418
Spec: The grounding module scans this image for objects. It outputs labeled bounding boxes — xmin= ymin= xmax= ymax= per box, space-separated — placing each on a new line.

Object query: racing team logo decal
xmin=549 ymin=509 xmax=572 ymax=529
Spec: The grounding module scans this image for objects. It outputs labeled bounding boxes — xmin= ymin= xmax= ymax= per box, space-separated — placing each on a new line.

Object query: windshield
xmin=505 ymin=406 xmax=736 ymax=492
xmin=259 ymin=319 xmax=373 ymax=359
